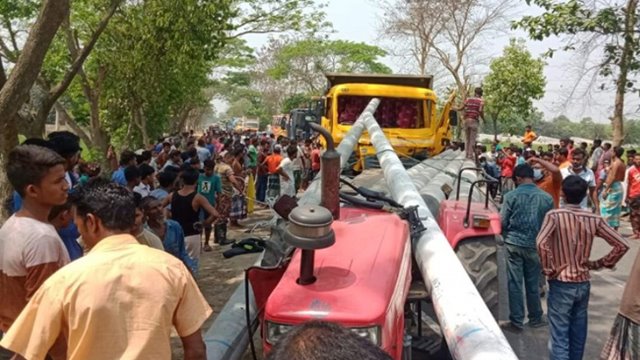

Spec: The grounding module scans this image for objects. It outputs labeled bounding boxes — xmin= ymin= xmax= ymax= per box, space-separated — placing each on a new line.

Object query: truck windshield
xmin=336 ymin=95 xmax=428 ymax=129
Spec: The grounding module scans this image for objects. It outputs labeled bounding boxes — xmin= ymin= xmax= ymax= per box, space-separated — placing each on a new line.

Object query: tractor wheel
xmin=455 ymin=236 xmax=499 ymax=318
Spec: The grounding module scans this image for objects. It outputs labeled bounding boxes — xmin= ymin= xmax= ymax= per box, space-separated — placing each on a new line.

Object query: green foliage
xmin=282 ymin=93 xmax=311 ymax=113
xmin=514 ymin=0 xmax=640 ymax=89
xmin=268 ymin=38 xmax=392 ymax=93
xmin=229 ymin=0 xmax=331 ymax=38
xmin=483 ymin=39 xmax=546 ymax=135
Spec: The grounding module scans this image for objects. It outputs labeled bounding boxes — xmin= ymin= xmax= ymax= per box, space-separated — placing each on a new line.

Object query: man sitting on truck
xmin=461 ymin=87 xmax=485 ymax=160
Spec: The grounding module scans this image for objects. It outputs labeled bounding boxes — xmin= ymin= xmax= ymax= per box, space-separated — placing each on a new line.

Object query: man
xmin=143 ymin=196 xmax=197 ymax=273
xmin=155 ymin=142 xmax=172 ymax=170
xmin=560 ymin=148 xmax=598 ymax=210
xmin=264 ymin=145 xmax=284 ymax=203
xmin=626 ymin=153 xmax=640 ymax=238
xmin=461 ymin=87 xmax=484 ymax=160
xmin=530 ymin=153 xmax=562 ymax=208
xmin=124 ymin=165 xmax=141 ymax=192
xmin=0 ymin=145 xmax=70 ymax=359
xmin=589 ymin=139 xmax=604 ymax=173
xmin=597 ymin=143 xmax=614 ymax=188
xmin=134 ymin=164 xmax=155 ymax=197
xmin=500 ymin=164 xmax=554 ymax=331
xmin=0 ymin=180 xmax=211 ymax=360
xmin=537 ymin=175 xmax=629 ymax=360
xmin=162 ymin=150 xmax=182 ymax=171
xmin=151 ymin=170 xmax=177 ymax=202
xmin=196 ymin=138 xmax=211 ymax=164
xmin=111 ymin=150 xmax=137 ymax=186
xmin=556 ymin=147 xmax=570 ymax=169
xmin=165 ymin=169 xmax=220 ymax=273
xmin=522 ymin=125 xmax=538 ymax=148
xmin=198 ymin=159 xmax=222 ymax=251
xmin=278 ymin=145 xmax=298 ymax=197
xmin=130 ymin=193 xmax=164 ymax=251
xmin=48 ymin=201 xmax=83 ymax=261
xmin=600 ymin=147 xmax=626 ymax=230
xmin=48 ymin=131 xmax=82 ymax=188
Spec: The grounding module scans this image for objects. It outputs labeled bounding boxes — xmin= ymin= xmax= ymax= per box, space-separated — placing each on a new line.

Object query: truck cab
xmin=321 ymin=73 xmax=456 ymax=170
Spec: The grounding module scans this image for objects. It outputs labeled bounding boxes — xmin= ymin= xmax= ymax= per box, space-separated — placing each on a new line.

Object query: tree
xmin=378 ymin=0 xmax=514 ymax=99
xmin=0 ymin=0 xmax=70 ymax=218
xmin=267 ymin=38 xmax=392 ymax=93
xmin=484 ymin=39 xmax=546 ymax=140
xmin=515 ymin=0 xmax=640 ymax=146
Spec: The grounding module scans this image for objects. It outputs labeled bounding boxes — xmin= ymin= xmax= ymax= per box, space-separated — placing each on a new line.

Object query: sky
xmin=240 ymin=0 xmax=639 ymax=124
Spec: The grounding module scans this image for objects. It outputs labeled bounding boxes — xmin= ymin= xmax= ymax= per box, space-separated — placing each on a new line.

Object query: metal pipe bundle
xmin=359 ymin=102 xmax=517 ymax=360
xmin=298 ymin=98 xmax=381 ymax=207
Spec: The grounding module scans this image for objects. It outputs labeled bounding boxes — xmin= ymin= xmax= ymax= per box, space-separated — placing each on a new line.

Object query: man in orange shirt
xmin=530 ymin=153 xmax=562 ymax=208
xmin=522 ymin=125 xmax=538 ymax=148
xmin=263 ymin=145 xmax=284 ymax=203
xmin=556 ymin=148 xmax=570 ymax=169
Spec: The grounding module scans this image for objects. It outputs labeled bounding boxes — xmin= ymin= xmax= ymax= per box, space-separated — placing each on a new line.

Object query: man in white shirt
xmin=278 ymin=145 xmax=298 ymax=197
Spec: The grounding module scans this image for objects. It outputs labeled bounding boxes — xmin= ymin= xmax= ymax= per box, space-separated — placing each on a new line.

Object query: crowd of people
xmin=475 ymin=131 xmax=640 ymax=359
xmin=2 ymin=118 xmax=640 ymax=359
xmin=0 ymin=127 xmax=325 ymax=359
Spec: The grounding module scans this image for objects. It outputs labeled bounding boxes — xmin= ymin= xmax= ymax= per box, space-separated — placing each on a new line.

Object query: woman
xmin=215 ymin=151 xmax=241 ymax=237
xmin=229 ymin=148 xmax=247 ymax=226
xmin=600 ymin=147 xmax=626 ymax=230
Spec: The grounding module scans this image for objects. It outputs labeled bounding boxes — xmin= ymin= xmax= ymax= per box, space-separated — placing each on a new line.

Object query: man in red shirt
xmin=626 ymin=153 xmax=640 ymax=238
xmin=462 ymin=87 xmax=484 ymax=160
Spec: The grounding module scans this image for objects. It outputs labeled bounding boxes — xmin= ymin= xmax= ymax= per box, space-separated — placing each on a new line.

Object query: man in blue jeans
xmin=500 ymin=164 xmax=554 ymax=331
xmin=537 ymin=175 xmax=629 ymax=359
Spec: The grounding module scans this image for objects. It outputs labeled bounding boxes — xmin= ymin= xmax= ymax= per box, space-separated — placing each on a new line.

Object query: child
xmin=0 ymin=145 xmax=70 ymax=358
xmin=48 ymin=201 xmax=83 ymax=261
xmin=198 ymin=159 xmax=222 ymax=251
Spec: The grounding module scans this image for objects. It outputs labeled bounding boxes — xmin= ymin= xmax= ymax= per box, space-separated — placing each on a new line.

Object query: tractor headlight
xmin=266 ymin=322 xmax=381 ymax=346
xmin=350 ymin=326 xmax=381 ymax=346
xmin=266 ymin=321 xmax=294 ymax=345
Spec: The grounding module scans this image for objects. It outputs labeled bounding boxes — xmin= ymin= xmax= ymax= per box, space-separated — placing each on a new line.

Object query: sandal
xmin=203 ymin=244 xmax=213 ymax=252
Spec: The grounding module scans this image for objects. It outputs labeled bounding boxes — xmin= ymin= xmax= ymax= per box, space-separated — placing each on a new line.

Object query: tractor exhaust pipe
xmin=310 ymin=123 xmax=341 ymax=220
xmin=284 ymin=205 xmax=335 ymax=285
xmin=360 ymin=105 xmax=518 ymax=360
xmin=298 ymin=99 xmax=380 ymax=208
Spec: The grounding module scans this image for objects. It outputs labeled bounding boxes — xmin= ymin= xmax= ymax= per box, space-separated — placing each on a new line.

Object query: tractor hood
xmin=264 ymin=209 xmax=411 ymax=326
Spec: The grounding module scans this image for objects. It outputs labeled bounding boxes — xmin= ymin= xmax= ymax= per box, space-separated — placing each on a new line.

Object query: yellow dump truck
xmin=320 ymin=73 xmax=457 ymax=170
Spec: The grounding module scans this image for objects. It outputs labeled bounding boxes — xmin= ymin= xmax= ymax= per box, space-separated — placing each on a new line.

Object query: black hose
xmin=245 ymin=272 xmax=258 ymax=360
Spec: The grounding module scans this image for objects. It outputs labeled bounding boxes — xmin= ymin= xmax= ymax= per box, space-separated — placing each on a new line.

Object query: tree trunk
xmin=0 ymin=0 xmax=70 ymax=135
xmin=34 ymin=1 xmax=121 ymax=127
xmin=0 ymin=0 xmax=69 ymax=220
xmin=612 ymin=0 xmax=638 ymax=146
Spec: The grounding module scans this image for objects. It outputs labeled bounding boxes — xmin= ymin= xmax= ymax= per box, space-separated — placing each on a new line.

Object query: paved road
xmin=503 ymin=221 xmax=639 ymax=359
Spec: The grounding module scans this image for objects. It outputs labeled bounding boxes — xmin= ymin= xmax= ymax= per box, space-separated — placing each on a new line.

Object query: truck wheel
xmin=455 ymin=236 xmax=498 ymax=318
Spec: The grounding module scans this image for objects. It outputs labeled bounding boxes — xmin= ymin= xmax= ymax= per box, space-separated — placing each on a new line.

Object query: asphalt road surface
xmin=503 ymin=221 xmax=639 ymax=360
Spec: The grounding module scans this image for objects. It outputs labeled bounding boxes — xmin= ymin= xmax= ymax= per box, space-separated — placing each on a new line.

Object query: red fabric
xmin=500 ymin=155 xmax=516 ymax=178
xmin=311 ymin=149 xmax=321 ymax=171
xmin=463 ymin=97 xmax=484 ymax=120
xmin=629 ymin=167 xmax=640 ymax=199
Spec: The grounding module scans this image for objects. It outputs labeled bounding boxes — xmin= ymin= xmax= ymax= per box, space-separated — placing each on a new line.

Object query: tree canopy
xmin=514 ymin=0 xmax=640 ymax=145
xmin=483 ymin=39 xmax=546 ymax=138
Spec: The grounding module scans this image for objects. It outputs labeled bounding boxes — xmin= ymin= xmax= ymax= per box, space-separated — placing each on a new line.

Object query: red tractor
xmin=245 ymin=135 xmax=503 ymax=359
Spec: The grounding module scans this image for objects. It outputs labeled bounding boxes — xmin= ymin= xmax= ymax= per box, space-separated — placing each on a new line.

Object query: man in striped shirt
xmin=537 ymin=175 xmax=629 ymax=360
xmin=461 ymin=87 xmax=484 ymax=160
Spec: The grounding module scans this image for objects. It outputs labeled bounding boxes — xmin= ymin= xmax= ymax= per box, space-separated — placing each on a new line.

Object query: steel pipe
xmin=360 ymin=108 xmax=517 ymax=360
xmin=298 ymin=98 xmax=381 ymax=207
